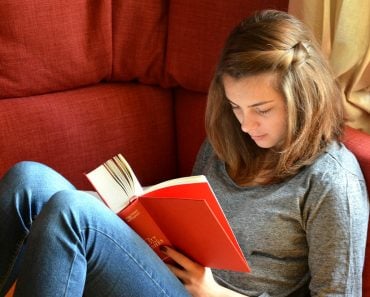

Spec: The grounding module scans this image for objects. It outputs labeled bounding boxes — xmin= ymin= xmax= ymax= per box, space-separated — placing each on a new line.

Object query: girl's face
xmin=223 ymin=73 xmax=287 ymax=149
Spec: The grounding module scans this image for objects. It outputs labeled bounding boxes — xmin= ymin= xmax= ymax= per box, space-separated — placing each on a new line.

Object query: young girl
xmin=0 ymin=10 xmax=368 ymax=297
xmin=186 ymin=9 xmax=369 ymax=296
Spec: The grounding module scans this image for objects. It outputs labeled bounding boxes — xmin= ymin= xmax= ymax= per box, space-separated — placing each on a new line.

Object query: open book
xmin=86 ymin=154 xmax=250 ymax=272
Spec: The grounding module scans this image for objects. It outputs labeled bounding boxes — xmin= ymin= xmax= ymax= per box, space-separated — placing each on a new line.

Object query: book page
xmin=86 ymin=154 xmax=144 ymax=213
xmin=104 ymin=160 xmax=132 ymax=197
xmin=85 ymin=165 xmax=131 ymax=212
xmin=143 ymin=175 xmax=207 ymax=194
xmin=114 ymin=154 xmax=143 ymax=196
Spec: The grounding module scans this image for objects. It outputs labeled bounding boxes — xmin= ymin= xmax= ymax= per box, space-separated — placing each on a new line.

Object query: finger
xmin=165 ymin=263 xmax=189 ymax=282
xmin=160 ymin=246 xmax=199 ymax=271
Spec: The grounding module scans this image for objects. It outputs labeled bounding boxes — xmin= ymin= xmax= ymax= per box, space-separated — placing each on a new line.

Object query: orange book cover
xmin=86 ymin=154 xmax=250 ymax=272
xmin=118 ymin=199 xmax=172 ymax=263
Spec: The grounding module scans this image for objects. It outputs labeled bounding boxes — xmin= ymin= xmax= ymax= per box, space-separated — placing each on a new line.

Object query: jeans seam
xmin=64 ymin=245 xmax=80 ymax=297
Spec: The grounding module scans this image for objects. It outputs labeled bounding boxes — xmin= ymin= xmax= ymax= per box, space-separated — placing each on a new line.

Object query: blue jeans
xmin=0 ymin=161 xmax=190 ymax=297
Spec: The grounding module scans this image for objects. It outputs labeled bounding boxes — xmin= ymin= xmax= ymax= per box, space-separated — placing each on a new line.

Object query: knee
xmin=47 ymin=190 xmax=87 ymax=208
xmin=3 ymin=161 xmax=74 ymax=191
xmin=27 ymin=191 xmax=103 ymax=248
xmin=45 ymin=190 xmax=105 ymax=218
xmin=5 ymin=161 xmax=54 ymax=182
xmin=8 ymin=160 xmax=47 ymax=174
xmin=34 ymin=190 xmax=115 ymax=238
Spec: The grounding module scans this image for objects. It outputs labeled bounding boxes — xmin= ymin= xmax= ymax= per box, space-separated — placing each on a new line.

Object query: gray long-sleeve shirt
xmin=192 ymin=140 xmax=369 ymax=297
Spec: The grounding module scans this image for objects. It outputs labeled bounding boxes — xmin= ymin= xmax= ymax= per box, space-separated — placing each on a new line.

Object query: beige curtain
xmin=289 ymin=0 xmax=370 ymax=134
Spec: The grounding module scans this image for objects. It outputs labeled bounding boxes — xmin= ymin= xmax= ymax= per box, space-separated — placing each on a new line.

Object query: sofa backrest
xmin=0 ymin=0 xmax=289 ymax=187
xmin=343 ymin=126 xmax=370 ymax=296
xmin=0 ymin=0 xmax=289 ymax=100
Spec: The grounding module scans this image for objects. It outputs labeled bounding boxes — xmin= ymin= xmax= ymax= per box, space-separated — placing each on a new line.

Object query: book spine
xmin=118 ymin=199 xmax=172 ymax=262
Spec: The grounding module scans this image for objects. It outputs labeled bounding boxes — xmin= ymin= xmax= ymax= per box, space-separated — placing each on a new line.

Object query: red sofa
xmin=1 ymin=1 xmax=369 ymax=296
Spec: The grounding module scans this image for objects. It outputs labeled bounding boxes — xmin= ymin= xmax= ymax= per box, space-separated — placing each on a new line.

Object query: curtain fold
xmin=289 ymin=0 xmax=370 ymax=134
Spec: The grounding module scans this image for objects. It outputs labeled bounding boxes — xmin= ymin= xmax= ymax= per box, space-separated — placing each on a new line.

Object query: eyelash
xmin=256 ymin=108 xmax=272 ymax=115
xmin=229 ymin=103 xmax=272 ymax=116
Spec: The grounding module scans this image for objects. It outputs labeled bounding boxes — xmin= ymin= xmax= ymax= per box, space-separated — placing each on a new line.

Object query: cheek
xmin=263 ymin=109 xmax=286 ymax=131
xmin=271 ymin=114 xmax=288 ymax=138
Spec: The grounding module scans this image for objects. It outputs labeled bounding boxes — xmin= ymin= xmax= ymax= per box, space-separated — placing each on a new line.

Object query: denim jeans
xmin=0 ymin=161 xmax=190 ymax=297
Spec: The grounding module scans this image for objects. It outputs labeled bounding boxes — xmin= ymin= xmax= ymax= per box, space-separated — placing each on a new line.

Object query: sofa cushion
xmin=0 ymin=83 xmax=177 ymax=189
xmin=111 ymin=0 xmax=168 ymax=85
xmin=0 ymin=0 xmax=112 ymax=99
xmin=343 ymin=126 xmax=370 ymax=185
xmin=166 ymin=0 xmax=289 ymax=93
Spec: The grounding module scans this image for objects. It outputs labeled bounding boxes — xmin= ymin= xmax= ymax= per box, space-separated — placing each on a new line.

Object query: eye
xmin=228 ymin=101 xmax=240 ymax=110
xmin=256 ymin=108 xmax=272 ymax=115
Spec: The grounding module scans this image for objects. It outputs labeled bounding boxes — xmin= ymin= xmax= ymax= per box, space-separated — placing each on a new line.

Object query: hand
xmin=160 ymin=246 xmax=221 ymax=296
xmin=160 ymin=246 xmax=247 ymax=297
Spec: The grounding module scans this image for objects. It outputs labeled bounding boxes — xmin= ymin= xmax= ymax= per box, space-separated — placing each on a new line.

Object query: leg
xmin=14 ymin=191 xmax=189 ymax=297
xmin=0 ymin=161 xmax=76 ymax=295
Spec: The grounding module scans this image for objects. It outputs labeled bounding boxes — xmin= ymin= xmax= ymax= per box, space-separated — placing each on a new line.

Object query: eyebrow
xmin=226 ymin=99 xmax=274 ymax=108
xmin=247 ymin=100 xmax=274 ymax=108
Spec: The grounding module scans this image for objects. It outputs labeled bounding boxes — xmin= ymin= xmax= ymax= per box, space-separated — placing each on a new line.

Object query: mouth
xmin=250 ymin=134 xmax=267 ymax=141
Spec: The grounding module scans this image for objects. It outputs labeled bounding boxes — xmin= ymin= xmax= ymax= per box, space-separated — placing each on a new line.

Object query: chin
xmin=254 ymin=142 xmax=273 ymax=149
xmin=253 ymin=139 xmax=278 ymax=149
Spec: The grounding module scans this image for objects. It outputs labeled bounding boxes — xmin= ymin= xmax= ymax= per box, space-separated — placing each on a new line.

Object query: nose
xmin=240 ymin=114 xmax=258 ymax=133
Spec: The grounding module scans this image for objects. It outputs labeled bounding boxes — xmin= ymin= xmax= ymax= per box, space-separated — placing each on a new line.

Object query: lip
xmin=250 ymin=134 xmax=267 ymax=140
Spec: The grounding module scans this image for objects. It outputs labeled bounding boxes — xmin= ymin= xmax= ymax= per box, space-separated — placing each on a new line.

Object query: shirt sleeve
xmin=303 ymin=169 xmax=369 ymax=296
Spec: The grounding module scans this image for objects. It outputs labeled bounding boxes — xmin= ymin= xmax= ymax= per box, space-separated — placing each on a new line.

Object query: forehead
xmin=222 ymin=73 xmax=284 ymax=105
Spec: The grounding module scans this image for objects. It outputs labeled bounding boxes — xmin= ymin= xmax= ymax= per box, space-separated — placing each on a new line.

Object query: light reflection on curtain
xmin=289 ymin=0 xmax=370 ymax=134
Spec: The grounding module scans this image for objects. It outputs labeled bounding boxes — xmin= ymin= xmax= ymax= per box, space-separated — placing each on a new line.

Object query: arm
xmin=304 ymin=171 xmax=368 ymax=296
xmin=161 ymin=246 xmax=249 ymax=297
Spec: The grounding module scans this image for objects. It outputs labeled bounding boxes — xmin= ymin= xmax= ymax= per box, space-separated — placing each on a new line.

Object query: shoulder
xmin=298 ymin=142 xmax=368 ymax=212
xmin=307 ymin=141 xmax=365 ymax=183
xmin=287 ymin=141 xmax=365 ymax=197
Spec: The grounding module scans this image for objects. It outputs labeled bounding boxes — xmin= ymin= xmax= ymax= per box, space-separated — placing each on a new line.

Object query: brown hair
xmin=206 ymin=10 xmax=344 ymax=185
